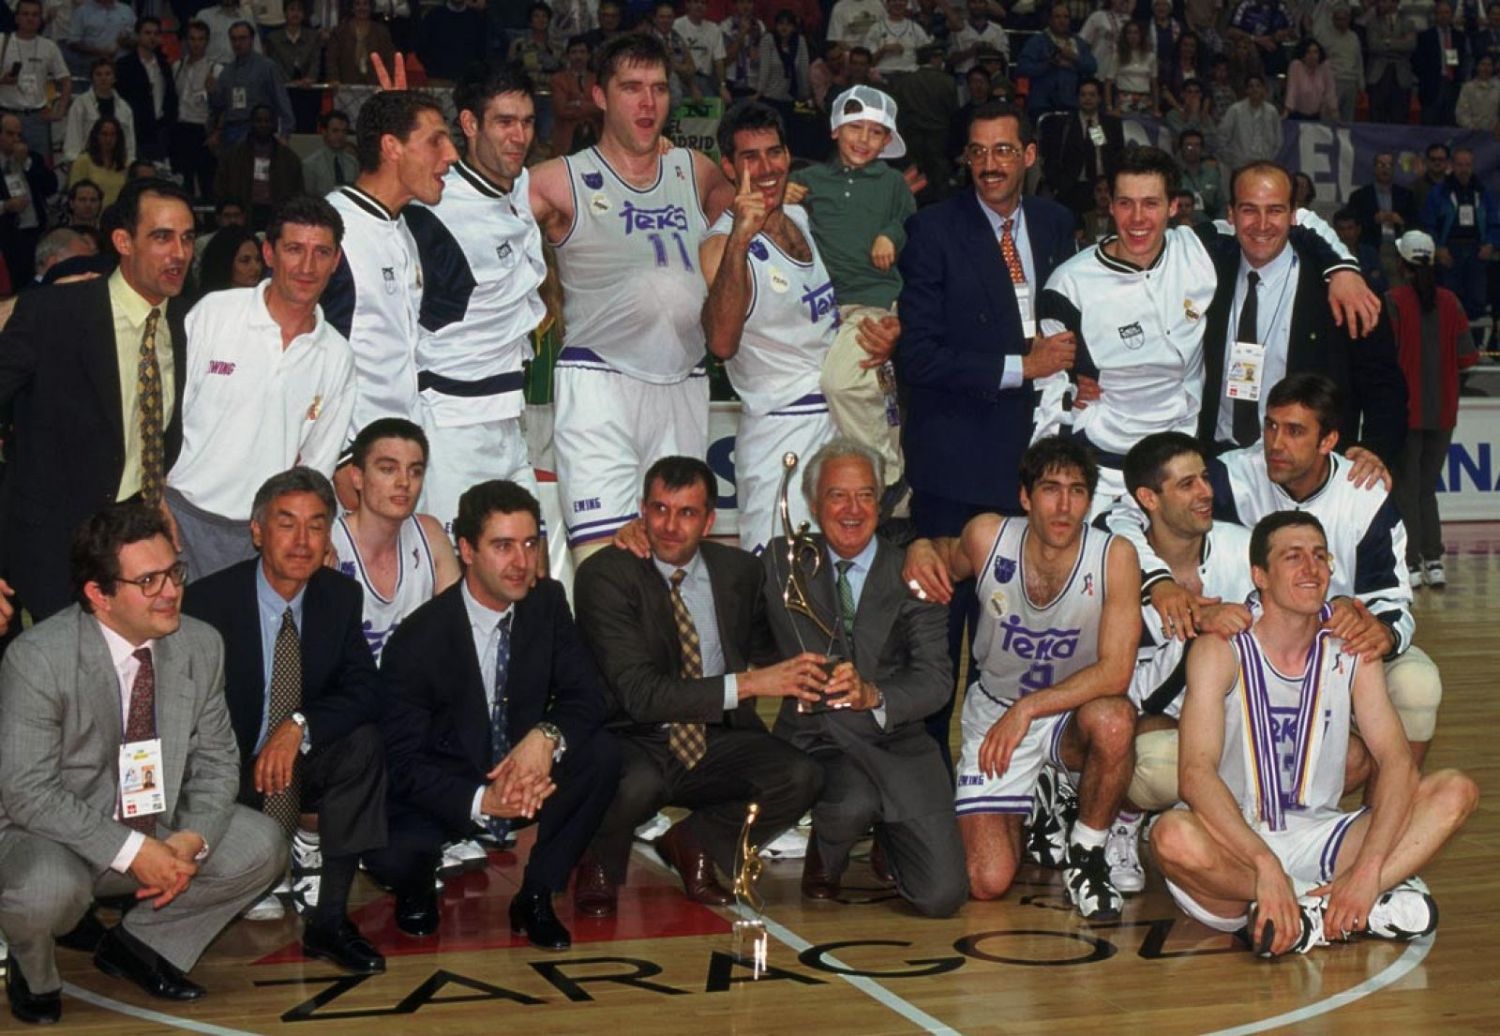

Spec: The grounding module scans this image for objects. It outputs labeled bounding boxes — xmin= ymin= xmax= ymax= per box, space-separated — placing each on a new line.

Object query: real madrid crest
xmin=306 ymin=394 xmax=322 ymax=421
xmin=590 ymin=191 xmax=610 ymax=213
xmin=768 ymin=266 xmax=790 ymax=293
xmin=987 ymin=590 xmax=1008 ymax=618
xmin=1184 ymin=298 xmax=1201 ymax=321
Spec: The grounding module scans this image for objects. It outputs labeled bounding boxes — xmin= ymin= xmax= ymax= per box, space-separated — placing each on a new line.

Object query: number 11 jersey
xmin=555 ymin=146 xmax=709 ymax=384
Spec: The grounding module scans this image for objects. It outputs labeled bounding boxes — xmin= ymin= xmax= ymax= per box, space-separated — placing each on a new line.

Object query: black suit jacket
xmin=115 ymin=50 xmax=179 ymax=156
xmin=182 ymin=560 xmax=379 ymax=800
xmin=0 ymin=150 xmax=56 ymax=238
xmin=573 ymin=542 xmax=779 ymax=738
xmin=1413 ymin=25 xmax=1468 ymax=101
xmin=379 ymin=579 xmax=609 ymax=832
xmin=0 ymin=276 xmax=188 ymax=619
xmin=1039 ymin=110 xmax=1124 ymax=196
xmin=1348 ymin=182 xmax=1418 ymax=251
xmin=1197 ymin=236 xmax=1408 ymax=462
xmin=896 ymin=191 xmax=1078 ymax=512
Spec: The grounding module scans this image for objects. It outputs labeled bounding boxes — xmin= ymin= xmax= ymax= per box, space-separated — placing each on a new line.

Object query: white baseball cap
xmin=829 ymin=85 xmax=906 ymax=160
xmin=1396 ymin=229 xmax=1435 ymax=264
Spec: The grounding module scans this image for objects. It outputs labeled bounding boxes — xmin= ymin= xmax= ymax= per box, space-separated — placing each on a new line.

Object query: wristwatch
xmin=536 ymin=721 xmax=566 ymax=761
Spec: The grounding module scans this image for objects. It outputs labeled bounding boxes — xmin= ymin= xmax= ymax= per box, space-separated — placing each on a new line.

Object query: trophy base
xmin=729 ymin=918 xmax=769 ymax=978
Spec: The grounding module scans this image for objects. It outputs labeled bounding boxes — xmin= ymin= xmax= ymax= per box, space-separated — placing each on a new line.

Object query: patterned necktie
xmin=263 ymin=608 xmax=302 ymax=836
xmin=333 ymin=153 xmax=346 ymax=185
xmin=999 ymin=218 xmax=1026 ymax=285
xmin=487 ymin=614 xmax=512 ymax=841
xmin=667 ymin=569 xmax=707 ymax=770
xmin=1233 ymin=270 xmax=1261 ymax=447
xmin=835 ymin=559 xmax=857 ymax=641
xmin=137 ymin=307 xmax=165 ymax=507
xmin=123 ymin=647 xmax=158 ymax=835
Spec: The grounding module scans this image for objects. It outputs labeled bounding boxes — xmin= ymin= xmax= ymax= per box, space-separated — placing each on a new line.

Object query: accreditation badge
xmin=1226 ymin=340 xmax=1266 ymax=401
xmin=120 ymin=738 xmax=167 ymax=822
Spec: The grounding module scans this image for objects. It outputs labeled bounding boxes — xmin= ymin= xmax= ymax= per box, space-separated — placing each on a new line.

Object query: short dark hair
xmin=717 ymin=100 xmax=785 ymax=159
xmin=266 ymin=194 xmax=345 ymax=246
xmin=127 ymin=160 xmax=157 ymax=178
xmin=528 ymin=0 xmax=553 ymax=18
xmin=1249 ymin=510 xmax=1326 ymax=571
xmin=71 ymin=503 xmax=172 ymax=609
xmin=216 ymin=196 xmax=247 ymax=216
xmin=968 ymin=100 xmax=1033 ymax=146
xmin=67 ymin=178 xmax=102 ymax=203
xmin=1019 ymin=436 xmax=1099 ymax=498
xmin=229 ymin=19 xmax=255 ymax=36
xmin=352 ymin=417 xmax=429 ymax=468
xmin=454 ymin=480 xmax=542 ymax=547
xmin=1426 ymin=142 xmax=1449 ymax=159
xmin=1177 ymin=127 xmax=1204 ymax=149
xmin=14 ymin=0 xmax=43 ymax=12
xmin=642 ymin=456 xmax=717 ymax=512
xmin=1078 ymin=75 xmax=1103 ymax=94
xmin=1113 ymin=144 xmax=1180 ymax=197
xmin=455 ymin=63 xmax=534 ymax=124
xmin=185 ymin=18 xmax=209 ymax=36
xmin=113 ymin=177 xmax=193 ymax=237
xmin=319 ymin=108 xmax=351 ymax=130
xmin=1244 ymin=73 xmax=1265 ymax=86
xmin=596 ymin=32 xmax=669 ymax=88
xmin=251 ymin=467 xmax=337 ymax=527
xmin=848 ymin=45 xmax=873 ymax=62
xmin=1265 ymin=373 xmax=1344 ymax=437
xmin=1332 ymin=206 xmax=1358 ymax=225
xmin=355 ymin=90 xmax=446 ymax=173
xmin=1123 ymin=431 xmax=1203 ymax=502
xmin=135 ymin=14 xmax=160 ymax=32
xmin=90 ymin=56 xmax=114 ymax=75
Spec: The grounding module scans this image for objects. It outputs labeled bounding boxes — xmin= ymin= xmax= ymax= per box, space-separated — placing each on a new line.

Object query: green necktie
xmin=835 ymin=559 xmax=856 ymax=639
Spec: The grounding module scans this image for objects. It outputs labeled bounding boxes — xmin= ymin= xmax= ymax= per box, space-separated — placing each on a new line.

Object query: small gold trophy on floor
xmin=730 ymin=802 xmax=768 ymax=976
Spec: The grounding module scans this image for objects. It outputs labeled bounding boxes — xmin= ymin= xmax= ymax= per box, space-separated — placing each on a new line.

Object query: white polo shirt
xmin=169 ymin=281 xmax=355 ymax=520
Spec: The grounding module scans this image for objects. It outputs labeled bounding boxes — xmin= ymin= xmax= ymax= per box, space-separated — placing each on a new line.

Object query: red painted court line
xmin=255 ymin=833 xmax=730 ymax=964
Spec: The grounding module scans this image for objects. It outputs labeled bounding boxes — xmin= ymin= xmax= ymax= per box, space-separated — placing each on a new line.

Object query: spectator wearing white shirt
xmin=172 ymin=20 xmax=220 ymax=200
xmin=64 ymin=0 xmax=132 ymax=77
xmin=61 ymin=56 xmax=135 ymax=162
xmin=167 ymin=195 xmax=356 ymax=581
xmin=864 ymin=0 xmax=931 ymax=76
xmin=949 ymin=2 xmax=1008 ymax=74
xmin=0 ymin=0 xmax=72 ymax=158
xmin=1080 ymin=0 xmax=1133 ymax=81
xmin=1217 ymin=73 xmax=1281 ymax=172
xmin=1455 ymin=51 xmax=1499 ymax=128
xmin=675 ymin=0 xmax=727 ymax=101
xmin=827 ymin=0 xmax=886 ymax=47
xmin=200 ymin=0 xmax=263 ymax=66
xmin=720 ymin=0 xmax=764 ymax=97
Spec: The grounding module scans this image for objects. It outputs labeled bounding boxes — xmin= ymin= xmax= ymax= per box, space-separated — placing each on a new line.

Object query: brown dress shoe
xmin=656 ymin=820 xmax=734 ymax=906
xmin=801 ymin=845 xmax=840 ymax=900
xmin=573 ymin=856 xmax=618 ymax=918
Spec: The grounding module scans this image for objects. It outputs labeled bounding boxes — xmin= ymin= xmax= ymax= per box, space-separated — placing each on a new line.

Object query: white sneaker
xmin=1408 ymin=563 xmax=1425 ymax=587
xmin=1025 ymin=768 xmax=1076 ymax=869
xmin=1063 ymin=842 xmax=1123 ymax=922
xmin=1249 ymin=894 xmax=1329 ymax=956
xmin=244 ymin=892 xmax=286 ymax=921
xmin=762 ymin=825 xmax=809 ymax=860
xmin=1366 ymin=876 xmax=1438 ymax=940
xmin=1104 ymin=813 xmax=1146 ymax=894
xmin=633 ymin=811 xmax=673 ymax=842
xmin=1423 ymin=560 xmax=1447 ymax=589
xmin=440 ymin=839 xmax=489 ymax=874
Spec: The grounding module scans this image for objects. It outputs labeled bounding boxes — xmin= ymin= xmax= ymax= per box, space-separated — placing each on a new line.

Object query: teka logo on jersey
xmin=801 ymin=282 xmax=837 ymax=323
xmin=618 ymin=201 xmax=689 ymax=234
xmin=996 ymin=615 xmax=1081 ymax=661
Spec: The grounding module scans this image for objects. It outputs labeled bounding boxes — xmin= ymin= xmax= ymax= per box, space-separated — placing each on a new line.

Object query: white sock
xmin=1071 ymin=822 xmax=1107 ymax=851
xmin=1113 ymin=810 xmax=1141 ymax=827
xmin=294 ymin=828 xmax=320 ymax=846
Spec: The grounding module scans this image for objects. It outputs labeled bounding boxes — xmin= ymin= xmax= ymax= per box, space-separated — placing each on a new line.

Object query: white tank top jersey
xmin=705 ymin=204 xmax=838 ymax=416
xmin=554 ymin=147 xmax=709 ymax=383
xmin=331 ymin=514 xmax=436 ymax=663
xmin=971 ymin=517 xmax=1112 ymax=704
xmin=1219 ymin=627 xmax=1355 ymax=825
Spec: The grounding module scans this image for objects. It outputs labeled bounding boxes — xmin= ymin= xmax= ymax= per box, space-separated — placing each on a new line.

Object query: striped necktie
xmin=667 ymin=569 xmax=707 ymax=769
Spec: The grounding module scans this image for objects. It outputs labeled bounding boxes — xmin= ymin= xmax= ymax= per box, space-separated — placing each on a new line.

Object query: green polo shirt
xmin=790 ymin=158 xmax=916 ymax=309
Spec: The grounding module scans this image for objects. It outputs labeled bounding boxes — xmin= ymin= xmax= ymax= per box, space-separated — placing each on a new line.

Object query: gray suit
xmin=762 ymin=535 xmax=968 ymax=917
xmin=1366 ymin=14 xmax=1417 ymax=89
xmin=0 ymin=607 xmax=285 ymax=992
xmin=302 ymin=146 xmax=357 ymax=199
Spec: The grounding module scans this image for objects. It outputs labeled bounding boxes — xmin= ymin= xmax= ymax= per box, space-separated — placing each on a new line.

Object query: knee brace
xmin=1383 ymin=646 xmax=1442 ymax=743
xmin=1128 ymin=728 xmax=1180 ymax=812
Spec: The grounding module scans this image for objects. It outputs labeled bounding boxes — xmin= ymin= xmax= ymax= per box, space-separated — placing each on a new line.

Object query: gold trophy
xmin=773 ymin=452 xmax=851 ymax=712
xmin=729 ymin=802 xmax=769 ymax=976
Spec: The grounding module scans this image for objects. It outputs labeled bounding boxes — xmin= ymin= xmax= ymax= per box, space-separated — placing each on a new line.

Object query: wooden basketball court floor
xmin=37 ymin=526 xmax=1500 ymax=1035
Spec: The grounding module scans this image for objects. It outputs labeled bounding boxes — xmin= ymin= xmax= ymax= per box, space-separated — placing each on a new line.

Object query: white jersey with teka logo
xmin=705 ymin=204 xmax=839 ymax=416
xmin=971 ymin=517 xmax=1111 ymax=703
xmin=330 ymin=514 xmax=435 ymax=663
xmin=554 ymin=147 xmax=709 ymax=383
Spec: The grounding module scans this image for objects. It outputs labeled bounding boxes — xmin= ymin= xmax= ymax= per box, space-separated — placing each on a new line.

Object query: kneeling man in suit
xmin=765 ymin=438 xmax=967 ymax=916
xmin=370 ymin=480 xmax=620 ymax=950
xmin=0 ymin=504 xmax=284 ymax=1026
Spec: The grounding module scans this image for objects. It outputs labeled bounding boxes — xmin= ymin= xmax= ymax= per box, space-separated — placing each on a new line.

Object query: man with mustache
xmin=0 ymin=178 xmax=195 ymax=638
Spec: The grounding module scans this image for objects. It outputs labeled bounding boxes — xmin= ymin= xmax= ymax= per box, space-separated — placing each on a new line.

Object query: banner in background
xmin=668 ymin=99 xmax=725 ymax=160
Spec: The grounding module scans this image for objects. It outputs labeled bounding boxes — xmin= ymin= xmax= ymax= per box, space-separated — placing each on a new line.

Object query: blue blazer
xmin=895 ymin=191 xmax=1078 ymax=513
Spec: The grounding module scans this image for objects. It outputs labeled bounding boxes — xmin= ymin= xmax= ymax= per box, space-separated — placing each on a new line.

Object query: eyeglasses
xmin=965 ymin=142 xmax=1024 ymax=164
xmin=118 ymin=562 xmax=188 ymax=597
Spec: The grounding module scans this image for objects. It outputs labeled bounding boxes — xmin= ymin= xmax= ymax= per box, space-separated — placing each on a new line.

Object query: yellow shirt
xmin=110 ymin=268 xmax=175 ymax=501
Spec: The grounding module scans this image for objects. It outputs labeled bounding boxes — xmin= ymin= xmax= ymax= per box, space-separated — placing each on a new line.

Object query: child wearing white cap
xmin=789 ymin=83 xmax=914 ymax=508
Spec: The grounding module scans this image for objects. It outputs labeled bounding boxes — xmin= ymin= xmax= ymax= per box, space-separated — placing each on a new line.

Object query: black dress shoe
xmin=6 ymin=957 xmax=62 ymax=1025
xmin=394 ymin=888 xmax=439 ymax=937
xmin=509 ymin=887 xmax=571 ymax=950
xmin=56 ymin=911 xmax=107 ymax=953
xmin=303 ymin=920 xmax=386 ymax=974
xmin=93 ymin=927 xmax=205 ymax=1002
